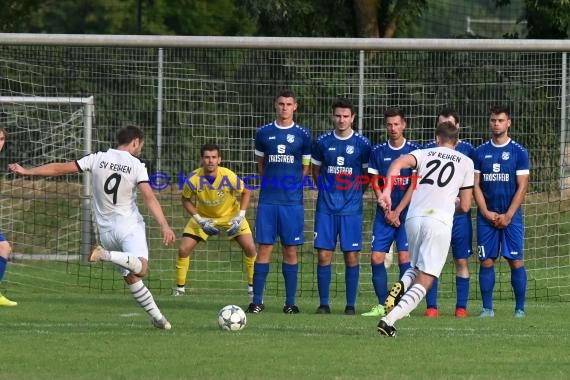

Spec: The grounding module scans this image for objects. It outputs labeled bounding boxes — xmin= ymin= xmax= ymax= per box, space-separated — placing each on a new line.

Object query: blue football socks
xmin=252 ymin=262 xmax=270 ymax=305
xmin=282 ymin=262 xmax=298 ymax=306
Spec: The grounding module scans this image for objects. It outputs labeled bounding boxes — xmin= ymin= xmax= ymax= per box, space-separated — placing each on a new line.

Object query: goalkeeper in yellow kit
xmin=173 ymin=143 xmax=257 ymax=296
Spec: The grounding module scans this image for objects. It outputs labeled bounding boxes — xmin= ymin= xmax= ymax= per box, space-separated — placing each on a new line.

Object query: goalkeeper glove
xmin=193 ymin=214 xmax=219 ymax=236
xmin=227 ymin=210 xmax=246 ymax=236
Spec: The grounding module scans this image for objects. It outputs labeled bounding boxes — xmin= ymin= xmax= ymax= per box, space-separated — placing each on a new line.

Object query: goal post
xmin=0 ymin=96 xmax=95 ymax=260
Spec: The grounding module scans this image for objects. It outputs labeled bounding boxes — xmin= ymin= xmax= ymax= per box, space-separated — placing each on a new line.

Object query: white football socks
xmin=108 ymin=250 xmax=143 ymax=274
xmin=400 ymin=267 xmax=419 ymax=291
xmin=129 ymin=281 xmax=163 ymax=321
xmin=384 ymin=283 xmax=426 ymax=326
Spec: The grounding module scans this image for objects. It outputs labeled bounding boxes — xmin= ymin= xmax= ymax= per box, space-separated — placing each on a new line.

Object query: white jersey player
xmin=376 ymin=121 xmax=474 ymax=337
xmin=9 ymin=125 xmax=176 ymax=330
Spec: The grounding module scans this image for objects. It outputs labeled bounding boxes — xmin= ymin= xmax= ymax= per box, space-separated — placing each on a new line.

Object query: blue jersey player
xmin=0 ymin=125 xmax=17 ymax=307
xmin=423 ymin=109 xmax=475 ymax=318
xmin=362 ymin=107 xmax=421 ymax=317
xmin=312 ymin=98 xmax=371 ymax=315
xmin=246 ymin=89 xmax=311 ymax=314
xmin=473 ymin=106 xmax=529 ymax=318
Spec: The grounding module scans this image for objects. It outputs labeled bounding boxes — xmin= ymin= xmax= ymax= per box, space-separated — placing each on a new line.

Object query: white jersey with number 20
xmin=76 ymin=148 xmax=149 ymax=233
xmin=406 ymin=146 xmax=474 ymax=227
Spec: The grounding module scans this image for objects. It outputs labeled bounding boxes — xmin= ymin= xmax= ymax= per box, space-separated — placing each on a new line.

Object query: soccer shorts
xmin=371 ymin=211 xmax=408 ymax=253
xmin=99 ymin=221 xmax=149 ymax=277
xmin=405 ymin=216 xmax=451 ymax=278
xmin=184 ymin=216 xmax=252 ymax=241
xmin=314 ymin=212 xmax=363 ymax=252
xmin=255 ymin=203 xmax=304 ymax=246
xmin=476 ymin=211 xmax=524 ymax=261
xmin=451 ymin=211 xmax=473 ymax=259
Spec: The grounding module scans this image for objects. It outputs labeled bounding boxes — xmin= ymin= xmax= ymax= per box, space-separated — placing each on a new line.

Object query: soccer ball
xmin=218 ymin=305 xmax=247 ymax=331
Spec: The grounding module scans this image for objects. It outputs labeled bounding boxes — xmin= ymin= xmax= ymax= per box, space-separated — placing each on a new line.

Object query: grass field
xmin=2 ymin=288 xmax=570 ymax=380
xmin=1 ymin=183 xmax=569 ymax=379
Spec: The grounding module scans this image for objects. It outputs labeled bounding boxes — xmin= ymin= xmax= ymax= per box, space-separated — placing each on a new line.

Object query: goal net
xmin=0 ymin=96 xmax=97 ymax=292
xmin=0 ymin=41 xmax=568 ymax=302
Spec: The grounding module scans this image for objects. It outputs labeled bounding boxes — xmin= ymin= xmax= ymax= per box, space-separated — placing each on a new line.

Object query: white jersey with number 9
xmin=76 ymin=148 xmax=149 ymax=233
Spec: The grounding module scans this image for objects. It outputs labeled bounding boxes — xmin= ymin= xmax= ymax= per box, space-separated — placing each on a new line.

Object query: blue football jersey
xmin=254 ymin=121 xmax=311 ymax=205
xmin=473 ymin=138 xmax=530 ymax=214
xmin=312 ymin=130 xmax=371 ymax=215
xmin=368 ymin=139 xmax=423 ymax=211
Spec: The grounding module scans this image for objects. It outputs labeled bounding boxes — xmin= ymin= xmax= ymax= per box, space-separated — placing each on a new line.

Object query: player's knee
xmin=244 ymin=246 xmax=257 ymax=258
xmin=370 ymin=252 xmax=385 ymax=265
xmin=480 ymin=258 xmax=494 ymax=268
xmin=507 ymin=258 xmax=524 ymax=269
xmin=178 ymin=247 xmax=191 ymax=258
xmin=134 ymin=258 xmax=148 ymax=277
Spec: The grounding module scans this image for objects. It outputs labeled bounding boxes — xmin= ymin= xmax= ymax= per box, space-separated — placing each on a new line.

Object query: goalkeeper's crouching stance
xmin=173 ymin=143 xmax=257 ymax=297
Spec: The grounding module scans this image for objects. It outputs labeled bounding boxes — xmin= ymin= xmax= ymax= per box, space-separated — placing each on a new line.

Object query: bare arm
xmin=238 ymin=187 xmax=252 ymax=213
xmin=138 ymin=182 xmax=175 ymax=245
xmin=393 ymin=176 xmax=415 ymax=214
xmin=385 ymin=177 xmax=415 ymax=227
xmin=256 ymin=155 xmax=265 ymax=176
xmin=311 ymin=163 xmax=321 ymax=186
xmin=181 ymin=195 xmax=199 ymax=217
xmin=379 ymin=154 xmax=416 ymax=212
xmin=457 ymin=187 xmax=473 ymax=214
xmin=8 ymin=162 xmax=79 ymax=177
xmin=473 ymin=172 xmax=498 ymax=224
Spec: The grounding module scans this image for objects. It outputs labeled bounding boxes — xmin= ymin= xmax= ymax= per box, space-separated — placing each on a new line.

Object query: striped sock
xmin=384 ymin=283 xmax=426 ymax=325
xmin=129 ymin=281 xmax=163 ymax=321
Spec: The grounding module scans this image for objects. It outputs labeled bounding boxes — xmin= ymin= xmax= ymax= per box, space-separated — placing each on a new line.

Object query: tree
xmin=239 ymin=0 xmax=429 ymax=38
xmin=237 ymin=0 xmax=356 ymax=37
xmin=375 ymin=0 xmax=428 ymax=38
xmin=0 ymin=0 xmax=257 ymax=36
xmin=497 ymin=0 xmax=570 ymax=38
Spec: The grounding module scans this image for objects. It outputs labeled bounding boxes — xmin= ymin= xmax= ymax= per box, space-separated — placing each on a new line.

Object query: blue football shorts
xmin=314 ymin=211 xmax=363 ymax=252
xmin=255 ymin=203 xmax=304 ymax=246
xmin=476 ymin=211 xmax=524 ymax=261
xmin=451 ymin=211 xmax=473 ymax=259
xmin=371 ymin=211 xmax=408 ymax=253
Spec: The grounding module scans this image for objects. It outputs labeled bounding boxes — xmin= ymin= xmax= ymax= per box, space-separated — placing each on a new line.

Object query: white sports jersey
xmin=76 ymin=148 xmax=148 ymax=233
xmin=406 ymin=146 xmax=474 ymax=226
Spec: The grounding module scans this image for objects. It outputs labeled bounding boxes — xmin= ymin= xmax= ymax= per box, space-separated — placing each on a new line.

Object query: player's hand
xmin=161 ymin=226 xmax=176 ymax=245
xmin=227 ymin=212 xmax=245 ymax=236
xmin=484 ymin=211 xmax=499 ymax=227
xmin=378 ymin=192 xmax=392 ymax=212
xmin=199 ymin=219 xmax=220 ymax=235
xmin=384 ymin=210 xmax=400 ymax=227
xmin=8 ymin=163 xmax=26 ymax=175
xmin=494 ymin=214 xmax=511 ymax=229
xmin=193 ymin=214 xmax=220 ymax=235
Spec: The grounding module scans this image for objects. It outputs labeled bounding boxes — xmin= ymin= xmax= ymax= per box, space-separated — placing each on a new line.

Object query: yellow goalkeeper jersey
xmin=182 ymin=166 xmax=244 ymax=219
